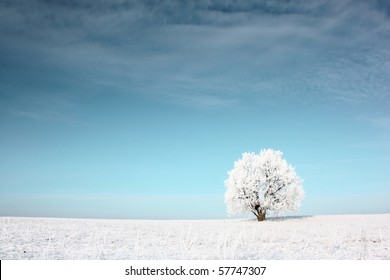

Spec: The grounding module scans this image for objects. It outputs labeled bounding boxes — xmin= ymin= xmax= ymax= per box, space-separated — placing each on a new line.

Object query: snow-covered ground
xmin=0 ymin=214 xmax=389 ymax=260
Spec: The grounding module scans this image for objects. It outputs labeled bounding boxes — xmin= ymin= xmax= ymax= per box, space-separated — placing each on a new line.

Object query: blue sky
xmin=0 ymin=0 xmax=389 ymax=219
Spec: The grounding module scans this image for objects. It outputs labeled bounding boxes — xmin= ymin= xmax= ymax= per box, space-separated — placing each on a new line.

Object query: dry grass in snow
xmin=0 ymin=214 xmax=389 ymax=260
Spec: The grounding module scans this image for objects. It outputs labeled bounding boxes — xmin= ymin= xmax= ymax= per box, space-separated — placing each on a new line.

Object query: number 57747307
xmin=218 ymin=266 xmax=266 ymax=276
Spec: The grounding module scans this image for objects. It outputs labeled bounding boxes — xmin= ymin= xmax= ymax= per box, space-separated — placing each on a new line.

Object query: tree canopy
xmin=225 ymin=149 xmax=304 ymax=221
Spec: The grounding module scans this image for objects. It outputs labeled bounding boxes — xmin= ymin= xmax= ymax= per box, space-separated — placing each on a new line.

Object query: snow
xmin=0 ymin=214 xmax=389 ymax=260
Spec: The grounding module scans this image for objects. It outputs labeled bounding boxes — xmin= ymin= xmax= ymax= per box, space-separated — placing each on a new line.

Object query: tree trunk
xmin=256 ymin=210 xmax=266 ymax=221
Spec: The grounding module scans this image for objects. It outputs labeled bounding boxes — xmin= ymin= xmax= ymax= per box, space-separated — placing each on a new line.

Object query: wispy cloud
xmin=357 ymin=114 xmax=390 ymax=130
xmin=350 ymin=141 xmax=390 ymax=149
xmin=1 ymin=0 xmax=390 ymax=109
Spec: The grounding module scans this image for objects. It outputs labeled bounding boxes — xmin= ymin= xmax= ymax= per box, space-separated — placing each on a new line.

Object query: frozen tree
xmin=225 ymin=149 xmax=304 ymax=221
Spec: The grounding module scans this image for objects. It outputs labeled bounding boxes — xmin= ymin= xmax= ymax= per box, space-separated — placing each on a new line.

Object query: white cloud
xmin=1 ymin=0 xmax=390 ymax=109
xmin=356 ymin=114 xmax=390 ymax=131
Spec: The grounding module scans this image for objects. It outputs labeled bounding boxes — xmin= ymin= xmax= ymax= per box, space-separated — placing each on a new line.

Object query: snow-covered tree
xmin=225 ymin=149 xmax=304 ymax=221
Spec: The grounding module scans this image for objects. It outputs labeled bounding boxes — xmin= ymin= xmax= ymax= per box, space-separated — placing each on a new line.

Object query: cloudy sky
xmin=0 ymin=0 xmax=389 ymax=219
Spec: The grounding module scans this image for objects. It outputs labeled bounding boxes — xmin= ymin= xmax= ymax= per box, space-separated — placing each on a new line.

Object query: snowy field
xmin=0 ymin=214 xmax=389 ymax=260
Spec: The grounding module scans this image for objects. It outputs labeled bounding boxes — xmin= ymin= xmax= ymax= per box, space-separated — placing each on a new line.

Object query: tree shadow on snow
xmin=267 ymin=215 xmax=313 ymax=222
xmin=238 ymin=215 xmax=313 ymax=223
